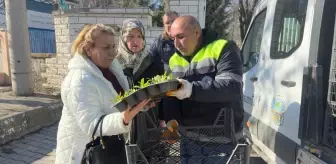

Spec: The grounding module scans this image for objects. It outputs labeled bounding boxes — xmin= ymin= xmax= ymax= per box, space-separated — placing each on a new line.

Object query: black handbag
xmin=81 ymin=115 xmax=128 ymax=164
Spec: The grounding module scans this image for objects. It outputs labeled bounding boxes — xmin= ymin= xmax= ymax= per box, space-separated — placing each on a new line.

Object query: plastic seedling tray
xmin=157 ymin=80 xmax=180 ymax=93
xmin=113 ymin=79 xmax=180 ymax=112
xmin=135 ymin=89 xmax=147 ymax=102
xmin=146 ymin=84 xmax=161 ymax=97
xmin=124 ymin=92 xmax=138 ymax=107
xmin=114 ymin=100 xmax=128 ymax=112
xmin=145 ymin=79 xmax=179 ymax=98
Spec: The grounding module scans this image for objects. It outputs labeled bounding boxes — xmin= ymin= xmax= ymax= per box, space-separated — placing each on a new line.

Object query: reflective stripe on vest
xmin=169 ymin=39 xmax=228 ymax=78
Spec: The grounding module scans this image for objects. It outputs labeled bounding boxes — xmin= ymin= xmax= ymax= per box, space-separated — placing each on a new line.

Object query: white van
xmin=242 ymin=0 xmax=336 ymax=163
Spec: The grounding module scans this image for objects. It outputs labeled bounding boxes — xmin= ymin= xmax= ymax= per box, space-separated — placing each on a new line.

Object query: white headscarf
xmin=117 ymin=19 xmax=147 ymax=75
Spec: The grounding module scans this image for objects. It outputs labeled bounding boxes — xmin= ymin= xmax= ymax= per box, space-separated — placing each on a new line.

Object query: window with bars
xmin=270 ymin=0 xmax=308 ymax=59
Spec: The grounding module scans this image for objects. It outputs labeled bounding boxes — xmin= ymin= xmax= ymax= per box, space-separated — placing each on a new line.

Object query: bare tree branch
xmin=205 ymin=0 xmax=234 ymax=38
xmin=235 ymin=0 xmax=257 ymax=41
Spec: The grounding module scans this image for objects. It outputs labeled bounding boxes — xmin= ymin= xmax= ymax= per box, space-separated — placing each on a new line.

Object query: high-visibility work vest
xmin=169 ymin=39 xmax=228 ymax=78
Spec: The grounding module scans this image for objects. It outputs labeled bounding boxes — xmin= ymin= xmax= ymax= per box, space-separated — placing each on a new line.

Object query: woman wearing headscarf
xmin=117 ymin=19 xmax=165 ymax=146
xmin=117 ymin=19 xmax=164 ymax=85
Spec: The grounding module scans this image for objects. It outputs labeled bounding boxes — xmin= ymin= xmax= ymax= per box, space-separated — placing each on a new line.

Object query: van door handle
xmin=281 ymin=80 xmax=296 ymax=87
xmin=250 ymin=77 xmax=258 ymax=82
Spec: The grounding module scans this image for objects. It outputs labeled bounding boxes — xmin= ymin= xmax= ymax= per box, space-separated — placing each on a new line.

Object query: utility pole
xmin=5 ymin=0 xmax=33 ymax=96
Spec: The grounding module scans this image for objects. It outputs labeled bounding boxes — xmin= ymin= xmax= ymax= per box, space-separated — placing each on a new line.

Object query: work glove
xmin=166 ymin=79 xmax=192 ymax=100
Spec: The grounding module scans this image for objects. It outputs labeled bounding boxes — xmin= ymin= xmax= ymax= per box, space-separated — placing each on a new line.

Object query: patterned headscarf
xmin=117 ymin=19 xmax=147 ymax=75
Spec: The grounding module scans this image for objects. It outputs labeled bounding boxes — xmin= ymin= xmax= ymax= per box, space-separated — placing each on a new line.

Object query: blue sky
xmin=150 ymin=0 xmax=163 ymax=8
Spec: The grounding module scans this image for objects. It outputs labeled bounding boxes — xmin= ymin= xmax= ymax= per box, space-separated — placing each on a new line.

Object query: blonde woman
xmin=55 ymin=24 xmax=150 ymax=164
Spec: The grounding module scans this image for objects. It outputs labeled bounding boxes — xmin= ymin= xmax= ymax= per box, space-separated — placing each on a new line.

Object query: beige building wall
xmin=0 ymin=31 xmax=10 ymax=86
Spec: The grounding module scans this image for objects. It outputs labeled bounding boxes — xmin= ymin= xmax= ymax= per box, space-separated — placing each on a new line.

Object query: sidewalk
xmin=0 ymin=124 xmax=58 ymax=164
xmin=0 ymin=86 xmax=63 ymax=145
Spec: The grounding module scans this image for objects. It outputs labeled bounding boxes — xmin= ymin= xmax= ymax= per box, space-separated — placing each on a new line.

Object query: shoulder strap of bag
xmin=91 ymin=115 xmax=106 ymax=140
xmin=99 ymin=114 xmax=106 ymax=149
xmin=99 ymin=114 xmax=105 ymax=139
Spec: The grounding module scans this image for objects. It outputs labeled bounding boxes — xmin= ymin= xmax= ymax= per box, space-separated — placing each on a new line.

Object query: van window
xmin=242 ymin=10 xmax=267 ymax=72
xmin=270 ymin=0 xmax=308 ymax=59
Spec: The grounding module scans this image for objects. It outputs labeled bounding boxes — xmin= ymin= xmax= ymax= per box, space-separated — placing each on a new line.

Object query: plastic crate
xmin=126 ymin=108 xmax=251 ymax=164
xmin=125 ymin=126 xmax=250 ymax=164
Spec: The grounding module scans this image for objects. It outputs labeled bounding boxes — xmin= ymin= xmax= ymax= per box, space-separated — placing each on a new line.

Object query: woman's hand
xmin=144 ymin=101 xmax=156 ymax=109
xmin=122 ymin=99 xmax=151 ymax=125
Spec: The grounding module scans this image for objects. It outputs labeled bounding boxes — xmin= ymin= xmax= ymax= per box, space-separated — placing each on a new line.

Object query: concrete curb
xmin=0 ymin=86 xmax=11 ymax=93
xmin=0 ymin=100 xmax=63 ymax=145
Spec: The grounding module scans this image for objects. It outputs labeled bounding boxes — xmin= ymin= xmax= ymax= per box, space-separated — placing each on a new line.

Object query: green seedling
xmin=167 ymin=72 xmax=173 ymax=80
xmin=128 ymin=88 xmax=138 ymax=95
xmin=134 ymin=78 xmax=151 ymax=89
xmin=113 ymin=92 xmax=125 ymax=103
xmin=112 ymin=88 xmax=138 ymax=103
xmin=111 ymin=72 xmax=174 ymax=103
xmin=149 ymin=75 xmax=161 ymax=84
xmin=150 ymin=71 xmax=173 ymax=84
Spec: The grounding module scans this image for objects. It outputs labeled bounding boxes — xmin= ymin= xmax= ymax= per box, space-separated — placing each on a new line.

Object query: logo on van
xmin=270 ymin=96 xmax=285 ymax=126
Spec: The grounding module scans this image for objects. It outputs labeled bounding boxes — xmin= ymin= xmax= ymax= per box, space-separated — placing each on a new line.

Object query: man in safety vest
xmin=165 ymin=15 xmax=244 ymax=133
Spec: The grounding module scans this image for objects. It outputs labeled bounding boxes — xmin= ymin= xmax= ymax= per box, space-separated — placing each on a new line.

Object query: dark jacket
xmin=163 ymin=29 xmax=244 ymax=132
xmin=148 ymin=35 xmax=175 ymax=71
xmin=123 ymin=53 xmax=164 ymax=87
xmin=122 ymin=53 xmax=164 ymax=146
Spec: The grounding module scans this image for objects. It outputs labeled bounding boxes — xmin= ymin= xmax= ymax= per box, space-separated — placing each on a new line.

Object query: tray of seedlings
xmin=113 ymin=73 xmax=180 ymax=112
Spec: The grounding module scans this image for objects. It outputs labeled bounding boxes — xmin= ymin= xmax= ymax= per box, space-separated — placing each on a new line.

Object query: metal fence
xmin=28 ymin=28 xmax=56 ymax=53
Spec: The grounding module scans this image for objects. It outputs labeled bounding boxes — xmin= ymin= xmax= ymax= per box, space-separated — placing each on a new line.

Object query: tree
xmin=236 ymin=0 xmax=258 ymax=41
xmin=150 ymin=0 xmax=165 ymax=27
xmin=123 ymin=0 xmax=142 ymax=7
xmin=151 ymin=10 xmax=164 ymax=27
xmin=205 ymin=0 xmax=233 ymax=38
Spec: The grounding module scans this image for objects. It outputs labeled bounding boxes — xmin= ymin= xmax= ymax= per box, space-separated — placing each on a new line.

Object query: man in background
xmin=148 ymin=11 xmax=179 ymax=127
xmin=148 ymin=11 xmax=179 ymax=71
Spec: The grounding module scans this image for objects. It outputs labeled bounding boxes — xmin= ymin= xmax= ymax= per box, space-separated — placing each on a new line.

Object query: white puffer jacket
xmin=55 ymin=54 xmax=131 ymax=164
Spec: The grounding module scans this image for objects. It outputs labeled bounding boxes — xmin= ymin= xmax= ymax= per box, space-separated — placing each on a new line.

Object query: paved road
xmin=0 ymin=124 xmax=57 ymax=164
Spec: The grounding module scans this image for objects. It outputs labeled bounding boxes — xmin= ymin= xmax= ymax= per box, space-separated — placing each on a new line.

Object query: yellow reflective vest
xmin=169 ymin=39 xmax=228 ymax=78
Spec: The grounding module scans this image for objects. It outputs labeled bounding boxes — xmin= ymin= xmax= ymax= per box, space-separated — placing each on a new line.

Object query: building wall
xmin=0 ymin=31 xmax=10 ymax=86
xmin=168 ymin=0 xmax=206 ymax=28
xmin=43 ymin=0 xmax=206 ymax=91
xmin=1 ymin=1 xmax=56 ymax=88
xmin=0 ymin=0 xmax=56 ymax=53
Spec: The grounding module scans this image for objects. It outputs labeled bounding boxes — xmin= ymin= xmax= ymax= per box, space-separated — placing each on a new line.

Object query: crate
xmin=126 ymin=126 xmax=250 ymax=164
xmin=323 ymin=13 xmax=336 ymax=150
xmin=126 ymin=108 xmax=251 ymax=164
